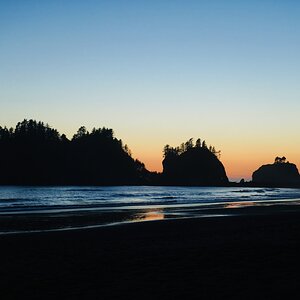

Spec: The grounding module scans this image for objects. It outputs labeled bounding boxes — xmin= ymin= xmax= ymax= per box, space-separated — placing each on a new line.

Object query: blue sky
xmin=1 ymin=0 xmax=300 ymax=179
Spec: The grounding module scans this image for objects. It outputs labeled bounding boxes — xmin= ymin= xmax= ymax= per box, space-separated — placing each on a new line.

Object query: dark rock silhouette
xmin=0 ymin=121 xmax=229 ymax=186
xmin=252 ymin=157 xmax=300 ymax=186
xmin=162 ymin=139 xmax=228 ymax=186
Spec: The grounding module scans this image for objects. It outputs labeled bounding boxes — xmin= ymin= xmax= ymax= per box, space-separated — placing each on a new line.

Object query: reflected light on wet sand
xmin=131 ymin=210 xmax=165 ymax=222
xmin=224 ymin=202 xmax=255 ymax=209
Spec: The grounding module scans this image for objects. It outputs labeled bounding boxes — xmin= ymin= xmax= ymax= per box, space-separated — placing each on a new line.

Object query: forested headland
xmin=0 ymin=120 xmax=150 ymax=185
xmin=0 ymin=119 xmax=229 ymax=186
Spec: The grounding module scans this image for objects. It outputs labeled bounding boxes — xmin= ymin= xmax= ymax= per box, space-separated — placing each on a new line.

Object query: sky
xmin=1 ymin=0 xmax=300 ymax=181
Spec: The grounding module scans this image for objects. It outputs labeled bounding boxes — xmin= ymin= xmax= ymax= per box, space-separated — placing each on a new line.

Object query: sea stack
xmin=252 ymin=156 xmax=300 ymax=186
xmin=162 ymin=141 xmax=228 ymax=186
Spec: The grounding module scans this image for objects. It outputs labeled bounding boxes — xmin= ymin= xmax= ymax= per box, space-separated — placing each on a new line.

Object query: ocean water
xmin=0 ymin=186 xmax=300 ymax=234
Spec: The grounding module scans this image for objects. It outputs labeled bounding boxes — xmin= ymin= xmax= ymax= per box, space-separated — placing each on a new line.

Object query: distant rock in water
xmin=252 ymin=157 xmax=300 ymax=186
xmin=162 ymin=139 xmax=228 ymax=186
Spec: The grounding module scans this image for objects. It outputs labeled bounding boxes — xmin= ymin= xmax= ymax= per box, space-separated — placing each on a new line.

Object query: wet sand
xmin=0 ymin=210 xmax=300 ymax=299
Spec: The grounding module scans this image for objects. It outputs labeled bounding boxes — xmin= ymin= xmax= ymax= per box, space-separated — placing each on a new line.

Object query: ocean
xmin=0 ymin=186 xmax=300 ymax=234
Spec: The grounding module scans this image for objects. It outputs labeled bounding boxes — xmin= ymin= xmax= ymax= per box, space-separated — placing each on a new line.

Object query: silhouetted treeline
xmin=162 ymin=138 xmax=228 ymax=186
xmin=163 ymin=138 xmax=221 ymax=159
xmin=0 ymin=120 xmax=150 ymax=185
xmin=3 ymin=121 xmax=300 ymax=187
xmin=0 ymin=121 xmax=231 ymax=186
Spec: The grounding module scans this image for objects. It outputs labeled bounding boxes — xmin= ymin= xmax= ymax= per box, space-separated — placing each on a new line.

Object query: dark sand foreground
xmin=0 ymin=211 xmax=300 ymax=299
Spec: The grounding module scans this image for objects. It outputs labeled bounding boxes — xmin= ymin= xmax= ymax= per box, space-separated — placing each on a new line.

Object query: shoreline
xmin=1 ymin=199 xmax=300 ymax=235
xmin=1 ymin=210 xmax=300 ymax=299
xmin=1 ymin=182 xmax=300 ymax=188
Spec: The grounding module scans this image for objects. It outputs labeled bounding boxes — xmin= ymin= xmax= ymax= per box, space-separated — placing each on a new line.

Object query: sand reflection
xmin=224 ymin=202 xmax=255 ymax=209
xmin=131 ymin=209 xmax=165 ymax=222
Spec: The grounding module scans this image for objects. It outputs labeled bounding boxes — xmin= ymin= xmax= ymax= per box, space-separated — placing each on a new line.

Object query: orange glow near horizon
xmin=134 ymin=148 xmax=300 ymax=182
xmin=2 ymin=0 xmax=300 ymax=186
xmin=10 ymin=120 xmax=300 ymax=182
xmin=133 ymin=144 xmax=262 ymax=181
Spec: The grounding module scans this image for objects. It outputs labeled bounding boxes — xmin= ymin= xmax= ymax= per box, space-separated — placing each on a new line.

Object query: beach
xmin=0 ymin=209 xmax=300 ymax=299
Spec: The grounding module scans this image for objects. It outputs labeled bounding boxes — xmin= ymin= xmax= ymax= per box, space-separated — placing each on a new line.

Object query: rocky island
xmin=252 ymin=156 xmax=300 ymax=187
xmin=162 ymin=138 xmax=228 ymax=186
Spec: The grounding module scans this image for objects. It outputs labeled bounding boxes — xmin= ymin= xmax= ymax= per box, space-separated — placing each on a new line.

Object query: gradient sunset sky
xmin=1 ymin=0 xmax=300 ymax=181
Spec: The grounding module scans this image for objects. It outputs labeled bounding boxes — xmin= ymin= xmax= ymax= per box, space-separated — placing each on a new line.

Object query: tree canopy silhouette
xmin=163 ymin=138 xmax=221 ymax=159
xmin=274 ymin=156 xmax=287 ymax=164
xmin=162 ymin=138 xmax=228 ymax=186
xmin=0 ymin=121 xmax=230 ymax=186
xmin=0 ymin=119 xmax=149 ymax=185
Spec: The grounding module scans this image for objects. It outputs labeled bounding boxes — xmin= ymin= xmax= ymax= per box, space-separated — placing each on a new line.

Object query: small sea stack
xmin=252 ymin=156 xmax=300 ymax=186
